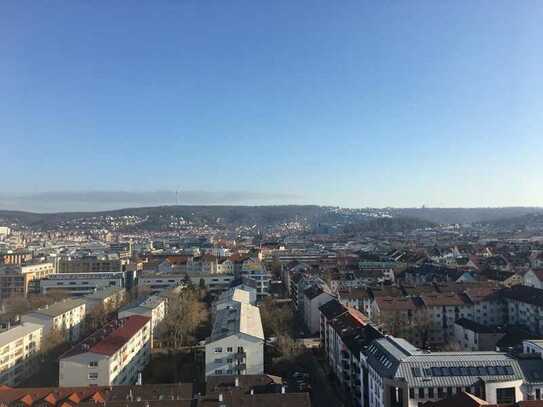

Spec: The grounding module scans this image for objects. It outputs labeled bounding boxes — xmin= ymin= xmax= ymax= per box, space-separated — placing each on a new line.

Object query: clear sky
xmin=1 ymin=1 xmax=542 ymax=212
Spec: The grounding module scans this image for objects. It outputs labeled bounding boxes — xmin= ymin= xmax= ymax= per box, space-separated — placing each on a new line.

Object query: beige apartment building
xmin=21 ymin=298 xmax=86 ymax=342
xmin=0 ymin=322 xmax=43 ymax=386
xmin=0 ymin=262 xmax=55 ymax=300
xmin=59 ymin=315 xmax=152 ymax=386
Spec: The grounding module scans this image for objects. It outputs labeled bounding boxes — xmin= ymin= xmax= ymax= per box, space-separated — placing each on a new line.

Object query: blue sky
xmin=1 ymin=1 xmax=542 ymax=211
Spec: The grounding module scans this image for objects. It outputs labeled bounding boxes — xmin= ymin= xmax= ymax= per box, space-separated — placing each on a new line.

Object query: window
xmin=227 ymin=347 xmax=233 ymax=352
xmin=409 ymin=388 xmax=415 ymax=399
xmin=428 ymin=388 xmax=434 ymax=398
xmin=496 ymin=387 xmax=515 ymax=404
xmin=214 ymin=347 xmax=223 ymax=353
xmin=88 ymin=372 xmax=98 ymax=380
xmin=536 ymin=389 xmax=541 ymax=400
xmin=215 ymin=369 xmax=223 ymax=375
xmin=214 ymin=358 xmax=222 ymax=363
xmin=418 ymin=388 xmax=424 ymax=398
xmin=89 ymin=361 xmax=98 ymax=367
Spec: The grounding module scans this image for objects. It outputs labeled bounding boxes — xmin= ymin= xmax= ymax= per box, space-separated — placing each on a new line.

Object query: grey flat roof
xmin=27 ymin=298 xmax=85 ymax=318
xmin=0 ymin=323 xmax=42 ymax=347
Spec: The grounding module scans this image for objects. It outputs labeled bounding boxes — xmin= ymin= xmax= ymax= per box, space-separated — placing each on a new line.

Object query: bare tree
xmin=3 ymin=295 xmax=31 ymax=316
xmin=85 ymin=303 xmax=109 ymax=332
xmin=158 ymin=288 xmax=209 ymax=348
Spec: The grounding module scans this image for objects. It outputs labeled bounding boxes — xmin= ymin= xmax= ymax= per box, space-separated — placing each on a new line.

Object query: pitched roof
xmin=422 ymin=391 xmax=489 ymax=407
xmin=500 ymin=285 xmax=543 ymax=306
xmin=319 ymin=299 xmax=347 ymax=319
xmin=90 ymin=315 xmax=150 ymax=356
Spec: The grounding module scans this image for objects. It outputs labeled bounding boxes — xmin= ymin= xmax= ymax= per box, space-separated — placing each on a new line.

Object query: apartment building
xmin=240 ymin=258 xmax=271 ymax=297
xmin=0 ymin=250 xmax=32 ymax=265
xmin=58 ymin=254 xmax=121 ymax=274
xmin=0 ymin=323 xmax=42 ymax=386
xmin=320 ymin=299 xmax=382 ymax=407
xmin=118 ymin=294 xmax=166 ymax=334
xmin=138 ymin=272 xmax=187 ymax=292
xmin=364 ymin=336 xmax=525 ymax=407
xmin=454 ymin=318 xmax=509 ymax=352
xmin=21 ymin=298 xmax=86 ymax=342
xmin=0 ymin=262 xmax=55 ymax=300
xmin=303 ymin=286 xmax=334 ymax=335
xmin=59 ymin=315 xmax=152 ymax=386
xmin=213 ymin=286 xmax=256 ymax=313
xmin=83 ymin=286 xmax=126 ymax=313
xmin=0 ymin=379 xmax=311 ymax=407
xmin=40 ymin=272 xmax=126 ymax=296
xmin=205 ymin=301 xmax=264 ymax=379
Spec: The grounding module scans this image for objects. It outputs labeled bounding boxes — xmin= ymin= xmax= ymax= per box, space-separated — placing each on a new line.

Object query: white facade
xmin=0 ymin=323 xmax=42 ymax=386
xmin=523 ymin=270 xmax=543 ymax=289
xmin=59 ymin=315 xmax=151 ymax=387
xmin=240 ymin=258 xmax=271 ymax=297
xmin=205 ymin=301 xmax=264 ymax=380
xmin=21 ymin=298 xmax=86 ymax=342
xmin=40 ymin=272 xmax=125 ymax=296
xmin=118 ymin=294 xmax=166 ymax=334
xmin=303 ymin=288 xmax=334 ymax=335
xmin=364 ymin=336 xmax=526 ymax=407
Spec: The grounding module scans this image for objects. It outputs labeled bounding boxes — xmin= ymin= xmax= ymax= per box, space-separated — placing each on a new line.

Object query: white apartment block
xmin=240 ymin=259 xmax=271 ymax=298
xmin=303 ymin=286 xmax=334 ymax=335
xmin=59 ymin=315 xmax=152 ymax=387
xmin=0 ymin=323 xmax=42 ymax=386
xmin=118 ymin=294 xmax=166 ymax=335
xmin=213 ymin=286 xmax=257 ymax=313
xmin=40 ymin=272 xmax=125 ymax=296
xmin=205 ymin=301 xmax=264 ymax=380
xmin=83 ymin=287 xmax=126 ymax=313
xmin=364 ymin=336 xmax=525 ymax=407
xmin=21 ymin=298 xmax=86 ymax=342
xmin=138 ymin=273 xmax=187 ymax=292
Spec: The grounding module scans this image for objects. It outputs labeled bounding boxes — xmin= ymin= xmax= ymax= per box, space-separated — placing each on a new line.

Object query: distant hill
xmin=481 ymin=212 xmax=543 ymax=229
xmin=0 ymin=205 xmax=338 ymax=230
xmin=390 ymin=207 xmax=543 ymax=225
xmin=343 ymin=216 xmax=437 ymax=234
xmin=0 ymin=205 xmax=542 ymax=231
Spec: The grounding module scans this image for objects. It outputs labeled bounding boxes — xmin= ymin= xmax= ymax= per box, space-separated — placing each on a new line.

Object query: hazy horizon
xmin=1 ymin=190 xmax=543 ymax=214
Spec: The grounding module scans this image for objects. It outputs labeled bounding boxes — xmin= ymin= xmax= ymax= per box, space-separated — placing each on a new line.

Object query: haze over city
xmin=2 ymin=1 xmax=543 ymax=212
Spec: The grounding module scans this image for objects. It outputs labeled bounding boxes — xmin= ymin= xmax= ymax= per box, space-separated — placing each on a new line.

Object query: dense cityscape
xmin=0 ymin=206 xmax=543 ymax=407
xmin=3 ymin=1 xmax=542 ymax=407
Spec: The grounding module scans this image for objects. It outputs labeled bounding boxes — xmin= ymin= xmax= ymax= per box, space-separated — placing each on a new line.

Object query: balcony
xmin=234 ymin=352 xmax=246 ymax=361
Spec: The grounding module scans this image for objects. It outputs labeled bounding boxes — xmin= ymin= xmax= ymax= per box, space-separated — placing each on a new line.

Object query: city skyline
xmin=2 ymin=1 xmax=542 ymax=211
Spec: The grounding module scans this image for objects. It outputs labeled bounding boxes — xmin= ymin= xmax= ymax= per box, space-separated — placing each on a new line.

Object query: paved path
xmin=306 ymin=352 xmax=344 ymax=407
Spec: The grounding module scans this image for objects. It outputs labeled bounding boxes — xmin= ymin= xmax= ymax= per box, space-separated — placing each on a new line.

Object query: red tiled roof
xmin=421 ymin=292 xmax=467 ymax=306
xmin=375 ymin=296 xmax=418 ymax=311
xmin=90 ymin=315 xmax=150 ymax=356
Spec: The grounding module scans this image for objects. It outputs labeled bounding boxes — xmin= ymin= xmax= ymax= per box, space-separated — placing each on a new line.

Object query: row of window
xmin=409 ymin=385 xmax=481 ymax=400
xmin=214 ymin=346 xmax=244 ymax=353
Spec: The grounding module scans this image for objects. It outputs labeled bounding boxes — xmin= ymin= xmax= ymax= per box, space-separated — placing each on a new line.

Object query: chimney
xmin=281 ymin=385 xmax=286 ymax=394
xmin=137 ymin=372 xmax=143 ymax=385
xmin=235 ymin=377 xmax=239 ymax=387
xmin=250 ymin=389 xmax=254 ymax=395
xmin=218 ymin=394 xmax=223 ymax=402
